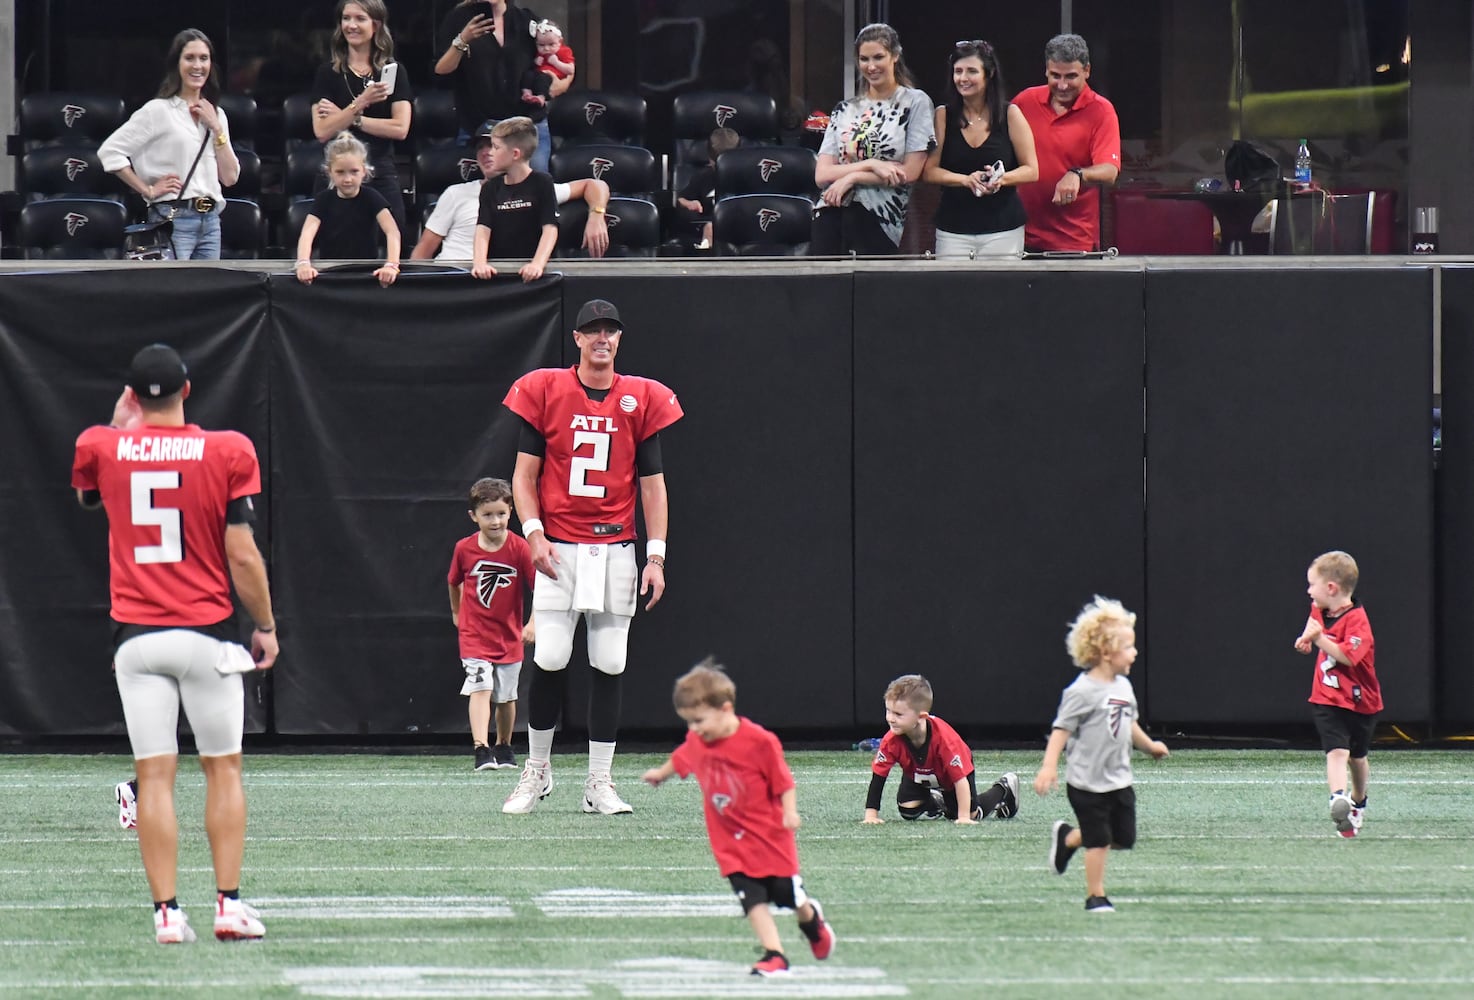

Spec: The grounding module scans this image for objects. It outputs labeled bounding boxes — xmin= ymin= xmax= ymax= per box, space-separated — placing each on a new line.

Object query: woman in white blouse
xmin=99 ymin=29 xmax=240 ymax=260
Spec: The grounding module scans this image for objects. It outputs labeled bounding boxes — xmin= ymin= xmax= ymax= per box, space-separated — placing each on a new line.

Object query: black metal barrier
xmin=0 ymin=263 xmax=1446 ymax=737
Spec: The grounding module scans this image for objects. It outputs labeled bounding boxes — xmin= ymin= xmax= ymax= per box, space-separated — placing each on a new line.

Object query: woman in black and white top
xmin=99 ymin=29 xmax=239 ymax=260
xmin=311 ymin=0 xmax=413 ymax=234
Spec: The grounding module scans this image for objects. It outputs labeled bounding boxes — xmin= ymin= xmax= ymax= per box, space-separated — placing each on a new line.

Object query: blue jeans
xmin=150 ymin=202 xmax=222 ymax=260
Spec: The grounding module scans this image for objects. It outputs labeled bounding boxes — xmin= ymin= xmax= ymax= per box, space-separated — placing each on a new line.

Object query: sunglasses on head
xmin=954 ymin=39 xmax=993 ymax=55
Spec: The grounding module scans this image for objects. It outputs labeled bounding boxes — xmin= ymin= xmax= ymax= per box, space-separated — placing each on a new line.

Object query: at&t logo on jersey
xmin=472 ymin=560 xmax=518 ymax=607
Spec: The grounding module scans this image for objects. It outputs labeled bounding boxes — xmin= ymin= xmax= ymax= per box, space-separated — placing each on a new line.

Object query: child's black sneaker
xmin=1084 ymin=895 xmax=1115 ymax=913
xmin=1050 ymin=820 xmax=1078 ymax=875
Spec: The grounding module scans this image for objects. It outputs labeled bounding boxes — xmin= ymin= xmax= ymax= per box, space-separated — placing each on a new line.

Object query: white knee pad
xmin=532 ymin=606 xmax=577 ymax=672
xmin=586 ymin=613 xmax=633 ymax=676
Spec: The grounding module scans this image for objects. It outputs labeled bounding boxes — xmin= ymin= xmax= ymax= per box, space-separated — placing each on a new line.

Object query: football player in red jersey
xmin=501 ymin=299 xmax=682 ymax=816
xmin=1294 ymin=550 xmax=1380 ymax=838
xmin=643 ymin=659 xmax=835 ymax=977
xmin=72 ymin=344 xmax=276 ymax=944
xmin=862 ymin=674 xmax=1020 ymax=825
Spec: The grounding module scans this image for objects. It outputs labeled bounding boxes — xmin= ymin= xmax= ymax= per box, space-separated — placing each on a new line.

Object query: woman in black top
xmin=434 ymin=1 xmax=566 ymax=173
xmin=923 ymin=40 xmax=1037 ymax=258
xmin=312 ymin=0 xmax=413 ymax=234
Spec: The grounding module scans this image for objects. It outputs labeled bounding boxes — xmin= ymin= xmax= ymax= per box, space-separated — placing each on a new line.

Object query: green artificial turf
xmin=1 ymin=749 xmax=1470 ymax=998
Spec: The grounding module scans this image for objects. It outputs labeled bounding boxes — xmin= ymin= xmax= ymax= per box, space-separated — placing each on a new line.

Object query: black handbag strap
xmin=158 ymin=131 xmax=212 ymax=217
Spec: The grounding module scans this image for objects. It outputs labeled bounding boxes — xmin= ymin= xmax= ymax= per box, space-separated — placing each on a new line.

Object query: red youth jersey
xmin=72 ymin=423 xmax=260 ymax=626
xmin=871 ymin=714 xmax=975 ymax=787
xmin=1307 ymin=602 xmax=1381 ymax=714
xmin=1012 ymin=83 xmax=1121 ymax=251
xmin=671 ymin=717 xmax=800 ymax=879
xmin=447 ymin=532 xmax=533 ymax=663
xmin=503 ymin=367 xmax=682 ymax=543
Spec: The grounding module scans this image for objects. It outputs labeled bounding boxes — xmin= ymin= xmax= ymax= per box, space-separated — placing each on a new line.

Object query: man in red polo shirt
xmin=1014 ymin=34 xmax=1121 ymax=252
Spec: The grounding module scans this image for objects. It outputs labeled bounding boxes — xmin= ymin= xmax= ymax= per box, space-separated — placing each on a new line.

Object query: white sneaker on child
xmin=1330 ymin=793 xmax=1356 ymax=837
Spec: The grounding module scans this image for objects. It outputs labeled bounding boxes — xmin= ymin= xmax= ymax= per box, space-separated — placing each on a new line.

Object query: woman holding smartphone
xmin=312 ymin=0 xmax=413 ymax=234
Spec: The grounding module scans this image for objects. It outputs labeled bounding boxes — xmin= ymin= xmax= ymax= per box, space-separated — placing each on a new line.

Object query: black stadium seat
xmin=220 ymin=198 xmax=266 ymax=259
xmin=411 ymin=89 xmax=460 ymax=148
xmin=713 ymin=193 xmax=812 ymax=256
xmin=670 ymin=91 xmax=778 ymax=200
xmin=17 ymin=197 xmax=128 ymax=259
xmin=714 ymin=145 xmax=818 ymax=200
xmin=230 ymin=148 xmax=263 ymax=199
xmin=598 ymin=197 xmax=661 ymax=258
xmin=18 ymin=92 xmax=127 ymax=146
xmin=547 ymin=90 xmax=647 ymax=148
xmin=414 ymin=144 xmax=482 ymax=201
xmin=549 ymin=144 xmax=657 ymax=198
xmin=217 ymin=94 xmax=258 ymax=150
xmin=20 ymin=146 xmax=111 ymax=198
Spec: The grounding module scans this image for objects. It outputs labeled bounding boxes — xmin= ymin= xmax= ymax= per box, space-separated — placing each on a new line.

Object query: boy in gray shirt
xmin=1033 ymin=596 xmax=1169 ymax=912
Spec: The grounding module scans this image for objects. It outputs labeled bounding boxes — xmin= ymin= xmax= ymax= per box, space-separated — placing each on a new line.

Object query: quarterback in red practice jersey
xmin=72 ymin=343 xmax=275 ymax=944
xmin=501 ymin=298 xmax=682 ymax=818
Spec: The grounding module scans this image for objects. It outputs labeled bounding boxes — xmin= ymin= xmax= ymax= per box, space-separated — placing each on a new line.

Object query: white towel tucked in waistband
xmin=572 ymin=544 xmax=608 ymax=613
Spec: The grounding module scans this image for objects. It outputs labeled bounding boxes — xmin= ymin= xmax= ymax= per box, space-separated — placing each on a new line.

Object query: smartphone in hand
xmin=379 ymin=63 xmax=398 ymax=91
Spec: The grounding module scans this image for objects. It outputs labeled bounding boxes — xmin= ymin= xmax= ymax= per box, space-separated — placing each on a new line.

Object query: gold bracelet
xmin=590 ymin=205 xmax=606 ymax=214
xmin=214 ymin=131 xmax=228 ymax=147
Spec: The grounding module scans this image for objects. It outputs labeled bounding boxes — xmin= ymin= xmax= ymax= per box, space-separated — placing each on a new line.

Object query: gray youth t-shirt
xmin=1051 ymin=673 xmax=1138 ymax=793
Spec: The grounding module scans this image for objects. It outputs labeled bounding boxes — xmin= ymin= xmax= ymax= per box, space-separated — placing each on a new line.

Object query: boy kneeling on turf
xmin=643 ymin=658 xmax=835 ymax=977
xmin=861 ymin=674 xmax=1020 ymax=825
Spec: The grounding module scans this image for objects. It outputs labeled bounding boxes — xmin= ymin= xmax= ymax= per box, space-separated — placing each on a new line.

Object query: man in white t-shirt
xmin=412 ymin=122 xmax=610 ymax=261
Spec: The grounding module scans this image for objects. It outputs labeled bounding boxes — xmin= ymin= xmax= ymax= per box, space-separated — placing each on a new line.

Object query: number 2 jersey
xmin=503 ymin=367 xmax=682 ymax=544
xmin=72 ymin=423 xmax=260 ymax=626
xmin=1307 ymin=601 xmax=1381 ymax=714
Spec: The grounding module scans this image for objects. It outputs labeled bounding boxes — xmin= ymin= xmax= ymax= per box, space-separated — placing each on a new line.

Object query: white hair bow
xmin=530 ymin=19 xmax=560 ymax=38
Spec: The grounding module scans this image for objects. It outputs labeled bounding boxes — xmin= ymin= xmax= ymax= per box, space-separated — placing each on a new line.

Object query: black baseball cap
xmin=127 ymin=343 xmax=188 ymax=399
xmin=574 ymin=299 xmax=622 ymax=331
xmin=475 ymin=119 xmax=499 ymax=144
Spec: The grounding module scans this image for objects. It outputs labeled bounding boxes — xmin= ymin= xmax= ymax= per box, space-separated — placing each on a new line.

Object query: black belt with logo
xmin=159 ymin=196 xmax=217 ymax=214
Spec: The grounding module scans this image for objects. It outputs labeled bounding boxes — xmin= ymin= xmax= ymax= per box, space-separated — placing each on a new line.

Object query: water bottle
xmin=853 ymin=737 xmax=883 ymax=752
xmin=1294 ymin=139 xmax=1312 ymax=184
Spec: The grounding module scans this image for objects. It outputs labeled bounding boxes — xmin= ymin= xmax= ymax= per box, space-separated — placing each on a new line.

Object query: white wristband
xmin=521 ymin=518 xmax=544 ymax=538
xmin=645 ymin=539 xmax=667 ymax=560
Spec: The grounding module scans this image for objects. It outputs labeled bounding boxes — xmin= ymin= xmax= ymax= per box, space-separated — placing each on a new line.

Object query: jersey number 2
xmin=131 ymin=471 xmax=182 ymax=564
xmin=569 ymin=431 xmax=610 ymax=498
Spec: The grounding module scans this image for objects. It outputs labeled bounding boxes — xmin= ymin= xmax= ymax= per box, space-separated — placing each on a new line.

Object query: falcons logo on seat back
xmin=713 ymin=105 xmax=737 ymax=127
xmin=584 ymin=102 xmax=607 ymax=125
xmin=457 ymin=158 xmax=480 ymax=181
xmin=64 ymin=158 xmax=89 ymax=182
xmin=589 ymin=157 xmax=614 ymax=180
xmin=64 ymin=212 xmax=89 ymax=236
xmin=756 ymin=207 xmax=781 ymax=232
xmin=62 ymin=104 xmax=87 ymax=128
xmin=758 ymin=158 xmax=782 ymax=183
xmin=472 ymin=560 xmax=518 ymax=607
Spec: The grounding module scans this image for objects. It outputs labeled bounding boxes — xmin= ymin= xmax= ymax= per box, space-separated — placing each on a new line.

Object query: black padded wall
xmin=0 ymin=269 xmax=271 ymax=735
xmin=1144 ymin=267 xmax=1434 ymax=725
xmin=554 ymin=273 xmax=856 ymax=730
xmin=852 ymin=268 xmax=1147 ymax=732
xmin=268 ymin=273 xmax=562 ymax=734
xmin=1437 ymin=266 xmax=1474 ymax=726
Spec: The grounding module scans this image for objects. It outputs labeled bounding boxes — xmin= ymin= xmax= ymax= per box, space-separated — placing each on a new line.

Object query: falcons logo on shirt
xmin=471 ymin=560 xmax=518 ymax=607
xmin=1107 ymin=698 xmax=1133 ymax=738
xmin=62 ymin=104 xmax=87 ymax=128
xmin=756 ymin=207 xmax=781 ymax=232
xmin=711 ymin=793 xmax=732 ymax=814
xmin=64 ymin=212 xmax=89 ymax=236
xmin=758 ymin=158 xmax=782 ymax=182
xmin=584 ymin=102 xmax=607 ymax=125
xmin=64 ymin=157 xmax=89 ymax=181
xmin=457 ymin=158 xmax=480 ymax=181
xmin=713 ymin=105 xmax=737 ymax=127
xmin=948 ymin=754 xmax=963 ymax=769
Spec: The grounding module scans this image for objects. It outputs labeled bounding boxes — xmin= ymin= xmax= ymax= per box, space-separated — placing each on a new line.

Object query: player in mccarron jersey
xmin=501 ymin=298 xmax=682 ymax=816
xmin=448 ymin=476 xmax=534 ymax=772
xmin=72 ymin=343 xmax=275 ymax=944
